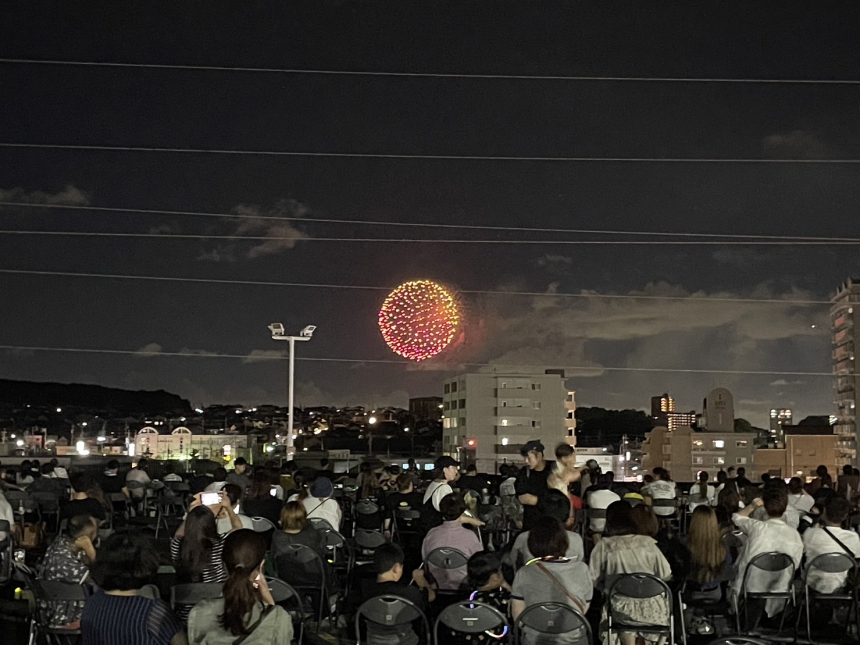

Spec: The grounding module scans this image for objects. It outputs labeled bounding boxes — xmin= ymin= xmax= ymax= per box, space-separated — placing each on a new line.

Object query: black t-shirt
xmin=60 ymin=497 xmax=106 ymax=521
xmin=243 ymin=496 xmax=284 ymax=527
xmin=100 ymin=473 xmax=125 ymax=495
xmin=362 ymin=580 xmax=427 ymax=643
xmin=386 ymin=491 xmax=423 ymax=512
xmin=514 ymin=460 xmax=555 ymax=531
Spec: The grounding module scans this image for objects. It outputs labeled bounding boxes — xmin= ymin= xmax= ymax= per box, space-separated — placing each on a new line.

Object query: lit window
xmin=692 ymin=440 xmax=703 ymax=448
xmin=736 ymin=457 xmax=747 ymax=464
xmin=736 ymin=440 xmax=748 ymax=448
xmin=713 ymin=440 xmax=725 ymax=449
xmin=501 ymin=419 xmax=508 ymax=427
xmin=693 ymin=457 xmax=704 ymax=465
xmin=714 ymin=457 xmax=725 ymax=465
xmin=532 ymin=420 xmax=541 ymax=428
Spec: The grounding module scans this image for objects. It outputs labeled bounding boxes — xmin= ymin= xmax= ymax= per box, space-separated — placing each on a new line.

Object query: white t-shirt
xmin=645 ymin=480 xmax=677 ymax=516
xmin=688 ymin=483 xmax=715 ymax=511
xmin=302 ymin=495 xmax=341 ymax=530
xmin=587 ymin=489 xmax=620 ymax=532
xmin=788 ymin=492 xmax=815 ymax=514
xmin=0 ymin=493 xmax=13 ymax=542
xmin=423 ymin=481 xmax=453 ymax=511
xmin=803 ymin=526 xmax=860 ymax=593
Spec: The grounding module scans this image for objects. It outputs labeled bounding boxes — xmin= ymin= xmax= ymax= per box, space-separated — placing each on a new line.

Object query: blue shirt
xmin=82 ymin=592 xmax=183 ymax=645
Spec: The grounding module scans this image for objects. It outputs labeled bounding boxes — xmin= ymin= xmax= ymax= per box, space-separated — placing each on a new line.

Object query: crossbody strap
xmin=232 ymin=604 xmax=275 ymax=645
xmin=823 ymin=526 xmax=856 ymax=559
xmin=534 ymin=561 xmax=586 ymax=614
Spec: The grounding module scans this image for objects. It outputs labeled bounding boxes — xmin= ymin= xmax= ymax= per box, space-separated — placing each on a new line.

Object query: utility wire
xmin=2 ymin=58 xmax=859 ymax=85
xmin=0 ymin=344 xmax=835 ymax=377
xmin=0 ymin=201 xmax=854 ymax=243
xmin=0 ymin=268 xmax=832 ymax=305
xmin=0 ymin=229 xmax=859 ymax=246
xmin=0 ymin=142 xmax=857 ymax=163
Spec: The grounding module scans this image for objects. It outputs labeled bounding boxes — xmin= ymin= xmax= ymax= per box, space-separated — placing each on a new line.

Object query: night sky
xmin=1 ymin=3 xmax=859 ymax=426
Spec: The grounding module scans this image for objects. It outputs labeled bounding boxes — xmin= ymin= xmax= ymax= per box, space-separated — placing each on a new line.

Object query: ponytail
xmin=219 ymin=565 xmax=259 ymax=636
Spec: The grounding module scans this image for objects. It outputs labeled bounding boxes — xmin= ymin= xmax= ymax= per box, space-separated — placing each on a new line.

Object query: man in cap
xmin=515 ymin=440 xmax=555 ymax=531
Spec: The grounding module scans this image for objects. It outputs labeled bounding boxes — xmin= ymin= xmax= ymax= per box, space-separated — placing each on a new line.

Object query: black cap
xmin=435 ymin=455 xmax=460 ymax=470
xmin=519 ymin=440 xmax=545 ymax=456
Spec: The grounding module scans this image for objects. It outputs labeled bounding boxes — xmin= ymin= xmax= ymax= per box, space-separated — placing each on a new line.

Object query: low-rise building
xmin=642 ymin=425 xmax=756 ymax=482
xmin=754 ymin=424 xmax=839 ymax=481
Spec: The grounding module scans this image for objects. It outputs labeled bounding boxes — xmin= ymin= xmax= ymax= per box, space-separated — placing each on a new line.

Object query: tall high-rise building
xmin=650 ymin=393 xmax=696 ymax=430
xmin=831 ymin=279 xmax=860 ymax=466
xmin=769 ymin=408 xmax=792 ymax=444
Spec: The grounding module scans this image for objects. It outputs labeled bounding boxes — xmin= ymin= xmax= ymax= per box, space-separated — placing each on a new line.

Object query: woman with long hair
xmin=172 ymin=495 xmax=242 ymax=582
xmin=188 ymin=529 xmax=293 ymax=644
xmin=686 ymin=506 xmax=728 ymax=599
xmin=688 ymin=471 xmax=713 ymax=511
xmin=717 ymin=485 xmax=742 ymax=516
xmin=242 ymin=470 xmax=283 ymax=526
xmin=359 ymin=468 xmax=380 ymax=500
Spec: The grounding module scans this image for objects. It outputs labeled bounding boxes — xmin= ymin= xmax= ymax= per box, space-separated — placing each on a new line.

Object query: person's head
xmin=440 ymin=492 xmax=466 ymax=522
xmin=824 ymin=497 xmax=851 ymax=527
xmin=434 ymin=456 xmax=460 ymax=482
xmin=395 ymin=472 xmax=414 ymax=493
xmin=604 ymin=500 xmax=636 ymax=537
xmin=67 ymin=514 xmax=98 ymax=543
xmin=788 ymin=476 xmax=804 ymax=495
xmin=539 ymin=489 xmax=573 ymax=526
xmin=727 ymin=466 xmax=735 ymax=477
xmin=520 ymin=440 xmax=546 ymax=469
xmin=642 ymin=474 xmax=654 ymax=484
xmin=233 ymin=457 xmax=247 ymax=474
xmin=213 ymin=467 xmax=228 ymax=482
xmin=821 ymin=473 xmax=834 ymax=488
xmin=717 ymin=470 xmax=727 ymax=484
xmin=527 ymin=516 xmax=569 ymax=559
xmin=762 ymin=481 xmax=789 ymax=518
xmin=69 ymin=470 xmax=91 ymax=494
xmin=816 ymin=465 xmax=828 ymax=478
xmin=606 ymin=471 xmax=615 ymax=483
xmin=717 ymin=486 xmax=741 ymax=513
xmin=310 ymin=477 xmax=334 ymax=500
xmin=687 ymin=506 xmax=725 ymax=584
xmin=222 ymin=483 xmax=243 ymax=509
xmin=41 ymin=462 xmax=54 ymax=476
xmin=761 ymin=473 xmax=771 ymax=484
xmin=180 ymin=505 xmax=220 ymax=580
xmin=319 ymin=458 xmax=330 ymax=469
xmin=630 ymin=504 xmax=659 ymax=538
xmin=698 ymin=471 xmax=709 ymax=484
xmin=220 ymin=530 xmax=269 ymax=636
xmin=736 ymin=467 xmax=746 ymax=478
xmin=844 ymin=464 xmax=854 ymax=476
xmin=466 ymin=464 xmax=477 ymax=475
xmin=585 ymin=459 xmax=599 ymax=474
xmin=373 ymin=542 xmax=405 ymax=580
xmin=249 ymin=469 xmax=274 ymax=500
xmin=105 ymin=459 xmax=119 ymax=473
xmin=596 ymin=473 xmax=612 ymax=490
xmin=466 ymin=551 xmax=504 ymax=590
xmin=280 ymin=501 xmax=308 ymax=531
xmin=90 ymin=532 xmax=160 ymax=591
xmin=555 ymin=443 xmax=575 ymax=466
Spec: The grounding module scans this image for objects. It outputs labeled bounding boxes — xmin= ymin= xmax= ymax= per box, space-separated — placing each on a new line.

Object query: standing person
xmin=838 ymin=464 xmax=859 ymax=499
xmin=187 ymin=530 xmax=293 ymax=645
xmin=499 ymin=464 xmax=523 ymax=528
xmin=711 ymin=471 xmax=728 ymax=505
xmin=734 ymin=467 xmax=751 ymax=492
xmin=422 ymin=455 xmax=460 ymax=530
xmin=225 ymin=457 xmax=251 ymax=493
xmin=515 ymin=440 xmax=555 ymax=531
xmin=579 ymin=459 xmax=601 ymax=496
xmin=510 ymin=489 xmax=585 ymax=568
xmin=82 ymin=532 xmax=186 ymax=645
xmin=40 ymin=515 xmax=98 ymax=629
xmin=548 ymin=443 xmax=582 ymax=498
xmin=802 ymin=497 xmax=860 ymax=593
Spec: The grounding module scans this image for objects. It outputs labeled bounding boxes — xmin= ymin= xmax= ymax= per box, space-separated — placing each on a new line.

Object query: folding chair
xmin=27 ymin=578 xmax=90 ymax=645
xmin=351 ymin=529 xmax=388 ymax=569
xmin=250 ymin=516 xmax=277 ymax=532
xmin=30 ymin=492 xmax=61 ymax=533
xmin=355 ymin=594 xmax=430 ymax=645
xmin=275 ymin=543 xmax=331 ymax=632
xmin=732 ymin=551 xmax=796 ymax=636
xmin=267 ymin=577 xmax=306 ymax=645
xmin=678 ymin=579 xmax=729 ymax=645
xmin=423 ymin=547 xmax=469 ymax=604
xmin=308 ymin=516 xmax=335 ymax=532
xmin=607 ymin=573 xmax=674 ymax=645
xmin=124 ymin=479 xmax=148 ymax=515
xmin=434 ymin=600 xmax=509 ymax=645
xmin=796 ymin=552 xmax=858 ymax=642
xmin=652 ymin=498 xmax=681 ymax=532
xmin=705 ymin=639 xmax=771 ymax=645
xmin=169 ymin=582 xmax=223 ymax=613
xmin=354 ymin=499 xmax=383 ymax=533
xmin=515 ymin=601 xmax=591 ymax=645
xmin=392 ymin=507 xmax=421 ymax=545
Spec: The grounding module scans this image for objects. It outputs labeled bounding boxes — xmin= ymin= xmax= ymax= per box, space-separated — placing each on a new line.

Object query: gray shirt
xmin=511 ymin=530 xmax=585 ymax=569
xmin=188 ymin=598 xmax=293 ymax=645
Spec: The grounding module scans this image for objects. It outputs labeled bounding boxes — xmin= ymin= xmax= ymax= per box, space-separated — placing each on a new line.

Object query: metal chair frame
xmin=732 ymin=551 xmax=796 ymax=636
xmin=796 ymin=551 xmax=858 ymax=642
xmin=434 ymin=600 xmax=509 ymax=645
xmin=515 ymin=601 xmax=592 ymax=645
xmin=355 ymin=594 xmax=430 ymax=645
xmin=169 ymin=582 xmax=223 ymax=611
xmin=274 ymin=543 xmax=331 ymax=633
xmin=27 ymin=578 xmax=90 ymax=645
xmin=607 ymin=573 xmax=674 ymax=645
xmin=266 ymin=577 xmax=306 ymax=645
xmin=423 ymin=547 xmax=469 ymax=598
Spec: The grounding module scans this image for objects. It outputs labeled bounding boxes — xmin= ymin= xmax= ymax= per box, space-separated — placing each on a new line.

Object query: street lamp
xmin=269 ymin=323 xmax=316 ymax=459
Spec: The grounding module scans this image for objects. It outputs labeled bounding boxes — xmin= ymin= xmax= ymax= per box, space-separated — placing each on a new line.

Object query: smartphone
xmin=269 ymin=488 xmax=277 ymax=497
xmin=201 ymin=492 xmax=221 ymax=506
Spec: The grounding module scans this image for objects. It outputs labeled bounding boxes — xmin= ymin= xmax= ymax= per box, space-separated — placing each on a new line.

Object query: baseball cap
xmin=310 ymin=477 xmax=334 ymax=498
xmin=519 ymin=440 xmax=545 ymax=456
xmin=435 ymin=455 xmax=460 ymax=470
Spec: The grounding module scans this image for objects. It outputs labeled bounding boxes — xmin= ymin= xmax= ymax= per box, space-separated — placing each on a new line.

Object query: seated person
xmin=448 ymin=552 xmax=510 ymax=644
xmin=421 ymin=493 xmax=482 ymax=590
xmin=301 ymin=478 xmax=342 ymax=531
xmin=100 ymin=459 xmax=129 ymax=498
xmin=687 ymin=471 xmax=714 ymax=512
xmin=188 ymin=529 xmax=293 ymax=644
xmin=586 ymin=473 xmax=621 ymax=536
xmin=60 ymin=472 xmax=107 ymax=522
xmin=28 ymin=463 xmax=67 ymax=497
xmin=125 ymin=459 xmax=152 ymax=501
xmin=82 ymin=532 xmax=186 ymax=645
xmin=203 ymin=467 xmax=229 ymax=493
xmin=242 ymin=470 xmax=283 ymax=527
xmin=732 ymin=483 xmax=803 ymax=620
xmin=510 ymin=489 xmax=585 ymax=568
xmin=751 ymin=478 xmax=801 ymax=529
xmin=363 ymin=542 xmax=433 ymax=645
xmin=40 ymin=514 xmax=98 ymax=629
xmin=802 ymin=497 xmax=860 ymax=594
xmin=216 ymin=484 xmax=254 ymax=534
xmin=385 ymin=473 xmax=423 ymax=513
xmin=271 ymin=501 xmax=328 ymax=564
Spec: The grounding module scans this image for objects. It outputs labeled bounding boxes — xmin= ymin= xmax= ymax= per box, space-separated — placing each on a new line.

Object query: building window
xmin=531 ymin=383 xmax=541 ymax=391
xmin=451 ymin=418 xmax=458 ymax=428
xmin=443 ymin=418 xmax=450 ymax=429
xmin=713 ymin=457 xmax=725 ymax=465
xmin=736 ymin=440 xmax=748 ymax=448
xmin=532 ymin=420 xmax=541 ymax=428
xmin=736 ymin=457 xmax=747 ymax=464
xmin=662 ymin=445 xmax=672 ymax=454
xmin=451 ymin=400 xmax=458 ymax=410
xmin=692 ymin=440 xmax=703 ymax=448
xmin=443 ymin=401 xmax=450 ymax=411
xmin=713 ymin=440 xmax=725 ymax=449
xmin=451 ymin=382 xmax=458 ymax=393
xmin=444 ymin=384 xmax=450 ymax=394
xmin=500 ymin=381 xmax=507 ymax=388
xmin=533 ymin=401 xmax=542 ymax=409
xmin=501 ymin=419 xmax=508 ymax=427
xmin=459 ymin=399 xmax=466 ymax=410
xmin=693 ymin=457 xmax=704 ymax=465
xmin=501 ymin=401 xmax=508 ymax=407
xmin=459 ymin=417 xmax=466 ymax=428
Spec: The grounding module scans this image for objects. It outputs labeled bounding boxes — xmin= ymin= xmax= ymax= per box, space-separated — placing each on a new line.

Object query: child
xmin=448 ymin=552 xmax=510 ymax=643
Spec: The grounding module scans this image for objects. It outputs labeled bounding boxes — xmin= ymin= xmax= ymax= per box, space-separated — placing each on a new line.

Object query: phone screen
xmin=269 ymin=488 xmax=277 ymax=497
xmin=201 ymin=493 xmax=221 ymax=506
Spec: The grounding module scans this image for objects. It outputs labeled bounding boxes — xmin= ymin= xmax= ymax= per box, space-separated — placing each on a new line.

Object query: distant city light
xmin=81 ymin=422 xmax=87 ymax=427
xmin=75 ymin=440 xmax=88 ymax=455
xmin=501 ymin=437 xmax=508 ymax=446
xmin=403 ymin=427 xmax=410 ymax=433
xmin=56 ymin=407 xmax=62 ymax=413
xmin=195 ymin=408 xmax=204 ymax=413
xmin=97 ymin=436 xmax=106 ymax=443
xmin=368 ymin=416 xmax=378 ymax=425
xmin=15 ymin=439 xmax=23 ymax=447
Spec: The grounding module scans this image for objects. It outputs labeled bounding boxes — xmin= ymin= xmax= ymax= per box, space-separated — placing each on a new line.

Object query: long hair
xmin=603 ymin=500 xmax=636 ymax=537
xmin=219 ymin=529 xmax=268 ymax=636
xmin=687 ymin=506 xmax=726 ymax=583
xmin=693 ymin=471 xmax=710 ymax=503
xmin=717 ymin=486 xmax=741 ymax=514
xmin=249 ymin=469 xmax=273 ymax=500
xmin=630 ymin=504 xmax=659 ymax=538
xmin=180 ymin=506 xmax=219 ymax=582
xmin=360 ymin=470 xmax=379 ymax=499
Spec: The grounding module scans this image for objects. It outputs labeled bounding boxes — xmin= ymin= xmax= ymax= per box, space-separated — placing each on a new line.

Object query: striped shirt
xmin=81 ymin=592 xmax=183 ymax=645
xmin=170 ymin=535 xmax=227 ymax=584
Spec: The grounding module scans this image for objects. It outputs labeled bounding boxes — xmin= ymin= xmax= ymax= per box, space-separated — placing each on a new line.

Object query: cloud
xmin=711 ymin=248 xmax=763 ymax=268
xmin=763 ymin=130 xmax=827 ymax=159
xmin=537 ymin=254 xmax=573 ymax=267
xmin=178 ymin=347 xmax=219 ymax=357
xmin=134 ymin=343 xmax=163 ymax=357
xmin=198 ymin=199 xmax=310 ymax=261
xmin=243 ymin=349 xmax=287 ymax=364
xmin=0 ymin=184 xmax=90 ymax=206
xmin=769 ymin=378 xmax=805 ymax=387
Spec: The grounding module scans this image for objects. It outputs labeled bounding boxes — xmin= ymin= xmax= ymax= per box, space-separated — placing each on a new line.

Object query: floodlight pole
xmin=270 ymin=324 xmax=315 ymax=459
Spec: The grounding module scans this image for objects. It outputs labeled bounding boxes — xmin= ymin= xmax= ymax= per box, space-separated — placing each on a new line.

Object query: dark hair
xmin=717 ymin=471 xmax=727 ymax=484
xmin=736 ymin=467 xmax=746 ymax=477
xmin=213 ymin=467 xmax=228 ymax=482
xmin=824 ymin=497 xmax=851 ymax=525
xmin=717 ymin=486 xmax=741 ymax=514
xmin=395 ymin=473 xmax=413 ymax=492
xmin=604 ymin=500 xmax=636 ymax=537
xmin=466 ymin=464 xmax=477 ymax=474
xmin=539 ymin=489 xmax=572 ymax=525
xmin=466 ymin=551 xmax=501 ymax=588
xmin=90 ymin=532 xmax=160 ymax=590
xmin=555 ymin=443 xmax=574 ymax=460
xmin=319 ymin=458 xmax=329 ymax=467
xmin=41 ymin=463 xmax=54 ymax=476
xmin=596 ymin=473 xmax=612 ymax=489
xmin=788 ymin=477 xmax=804 ymax=495
xmin=630 ymin=504 xmax=659 ymax=538
xmin=222 ymin=483 xmax=243 ymax=507
xmin=69 ymin=470 xmax=92 ymax=493
xmin=180 ymin=506 xmax=219 ymax=581
xmin=106 ymin=459 xmax=120 ymax=471
xmin=816 ymin=465 xmax=828 ymax=478
xmin=249 ymin=469 xmax=274 ymax=500
xmin=373 ymin=542 xmax=404 ymax=574
xmin=67 ymin=514 xmax=96 ymax=539
xmin=821 ymin=473 xmax=833 ymax=488
xmin=234 ymin=457 xmax=247 ymax=466
xmin=219 ymin=530 xmax=268 ymax=636
xmin=527 ymin=516 xmax=569 ymax=558
xmin=762 ymin=483 xmax=788 ymax=518
xmin=440 ymin=493 xmax=466 ymax=521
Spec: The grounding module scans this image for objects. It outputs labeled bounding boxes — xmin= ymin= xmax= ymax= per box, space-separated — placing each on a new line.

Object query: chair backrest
xmin=652 ymin=498 xmax=678 ymax=508
xmin=31 ymin=578 xmax=90 ymax=602
xmin=266 ymin=577 xmax=303 ymax=606
xmin=805 ymin=552 xmax=855 ymax=576
xmin=434 ymin=600 xmax=509 ymax=642
xmin=516 ymin=602 xmax=591 ymax=645
xmin=250 ymin=516 xmax=276 ymax=533
xmin=321 ymin=528 xmax=345 ymax=549
xmin=355 ymin=529 xmax=387 ymax=551
xmin=356 ymin=594 xmax=430 ymax=644
xmin=608 ymin=573 xmax=672 ymax=631
xmin=4 ymin=490 xmax=29 ymax=503
xmin=586 ymin=508 xmax=607 ymax=519
xmin=108 ymin=492 xmax=128 ymax=503
xmin=125 ymin=480 xmax=146 ymax=490
xmin=274 ymin=544 xmax=326 ymax=589
xmin=355 ymin=499 xmax=381 ymax=515
xmin=425 ymin=547 xmax=469 ymax=570
xmin=170 ymin=582 xmax=223 ymax=610
xmin=30 ymin=492 xmax=60 ymax=510
xmin=740 ymin=550 xmax=795 ymax=595
xmin=307 ymin=517 xmax=335 ymax=532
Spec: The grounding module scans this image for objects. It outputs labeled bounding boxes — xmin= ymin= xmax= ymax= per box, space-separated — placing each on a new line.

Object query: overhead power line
xmin=1 ymin=228 xmax=860 ymax=246
xmin=0 ymin=201 xmax=854 ymax=243
xmin=0 ymin=343 xmax=835 ymax=377
xmin=0 ymin=268 xmax=832 ymax=305
xmin=0 ymin=142 xmax=857 ymax=163
xmin=2 ymin=58 xmax=859 ymax=85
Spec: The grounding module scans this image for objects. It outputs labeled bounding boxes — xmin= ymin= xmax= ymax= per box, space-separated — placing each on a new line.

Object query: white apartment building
xmin=441 ymin=371 xmax=573 ymax=473
xmin=832 ymin=279 xmax=860 ymax=467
